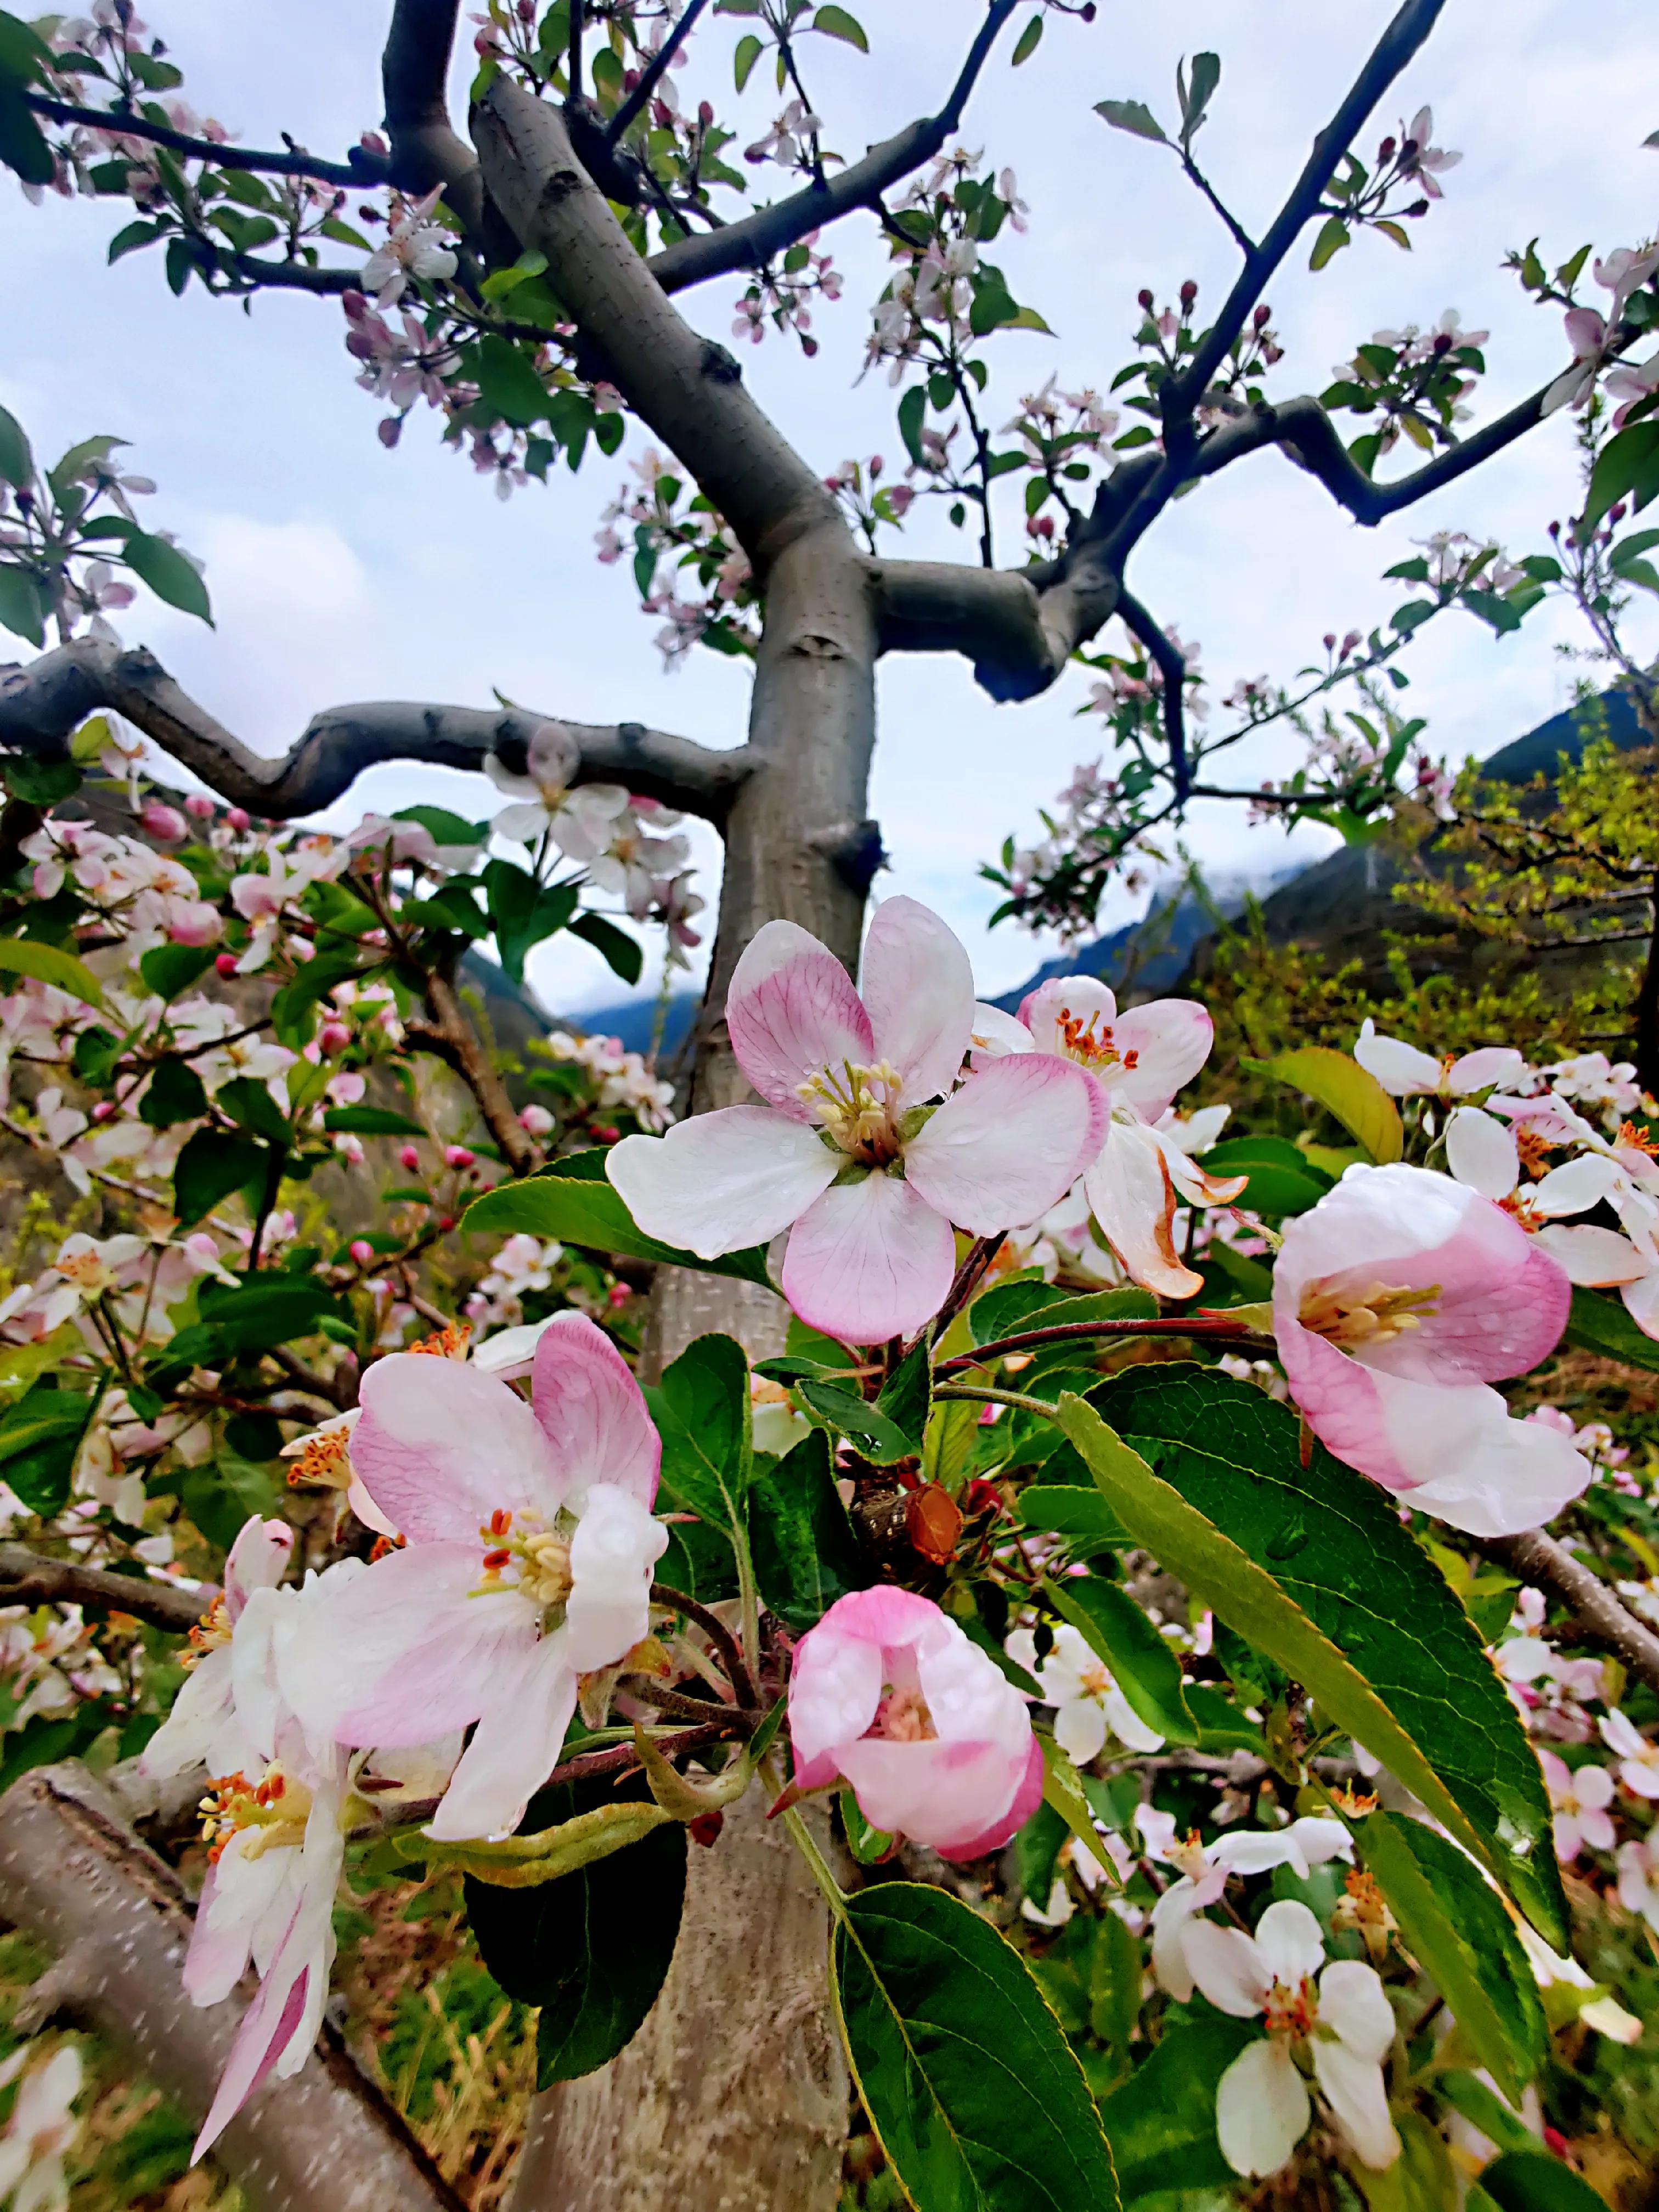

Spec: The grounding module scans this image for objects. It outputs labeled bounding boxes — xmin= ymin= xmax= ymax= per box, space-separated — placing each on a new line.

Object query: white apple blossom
xmin=1005 ymin=1623 xmax=1164 ymax=1761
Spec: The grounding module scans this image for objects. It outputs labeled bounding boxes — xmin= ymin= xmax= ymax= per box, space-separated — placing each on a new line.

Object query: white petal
xmin=1533 ymin=1223 xmax=1651 ymax=1286
xmin=1353 ymin=1023 xmax=1440 ymax=1095
xmin=905 ymin=1056 xmax=1105 ymax=1235
xmin=1254 ymin=1898 xmax=1326 ymax=1987
xmin=1317 ymin=1959 xmax=1395 ymax=2063
xmin=1312 ymin=2036 xmax=1400 ymax=2169
xmin=1053 ymin=1694 xmax=1108 ymax=1765
xmin=1216 ymin=2038 xmax=1311 ymax=2178
xmin=428 ymin=1636 xmax=579 ymax=1841
xmin=1149 ymin=1880 xmax=1200 ymax=1999
xmin=1444 ymin=1107 xmax=1517 ymax=1200
xmin=565 ymin=1482 xmax=668 ymax=1672
xmin=969 ymin=1002 xmax=1036 ymax=1059
xmin=1533 ymin=1153 xmax=1620 ymax=1215
xmin=1084 ymin=1121 xmax=1200 ymax=1299
xmin=1182 ymin=1921 xmax=1271 ymax=2016
xmin=606 ymin=1107 xmax=834 ymax=1259
xmin=859 ymin=895 xmax=975 ymax=1108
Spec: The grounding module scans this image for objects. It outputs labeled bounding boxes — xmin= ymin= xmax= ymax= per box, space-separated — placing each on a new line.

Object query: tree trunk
xmin=509 ymin=531 xmax=877 ymax=2210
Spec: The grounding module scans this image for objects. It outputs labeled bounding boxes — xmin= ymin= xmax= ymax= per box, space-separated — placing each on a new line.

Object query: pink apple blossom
xmin=1353 ymin=1023 xmax=1525 ymax=1099
xmin=1272 ymin=1164 xmax=1587 ymax=1535
xmin=1539 ymin=1749 xmax=1616 ymax=1860
xmin=141 ymin=1515 xmax=294 ymax=1781
xmin=788 ymin=1587 xmax=1041 ymax=1859
xmin=283 ymin=1313 xmax=667 ymax=1842
xmin=606 ymin=899 xmax=1105 ymax=1344
xmin=1599 ymin=1708 xmax=1659 ymax=1798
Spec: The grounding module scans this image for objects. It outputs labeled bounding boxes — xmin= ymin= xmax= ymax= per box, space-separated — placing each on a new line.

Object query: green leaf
xmin=1011 ymin=13 xmax=1043 ymax=64
xmin=0 ymin=752 xmax=75 ymax=806
xmin=1017 ymin=1485 xmax=1131 ymax=1549
xmin=1357 ymin=1810 xmax=1545 ymax=2103
xmin=138 ymin=943 xmax=217 ymax=1001
xmin=648 ymin=1332 xmax=752 ymax=1532
xmin=1438 ymin=2073 xmax=1537 ymax=2157
xmin=0 ymin=1384 xmax=95 ymax=1514
xmin=465 ymin=1772 xmax=686 ymax=2083
xmin=1037 ymin=1733 xmax=1121 ymax=1883
xmin=656 ymin=1515 xmax=738 ymax=1605
xmin=842 ymin=1783 xmax=896 ymax=1865
xmin=0 ymin=936 xmax=102 ymax=1008
xmin=0 ymin=565 xmax=44 ymax=646
xmin=0 ymin=74 xmax=52 ymax=188
xmin=733 ymin=31 xmax=763 ymax=89
xmin=897 ymin=383 xmax=927 ymax=469
xmin=1199 ymin=1135 xmax=1333 ymax=1216
xmin=474 ymin=333 xmax=553 ymax=429
xmin=748 ymin=1427 xmax=863 ymax=1630
xmin=0 ymin=402 xmax=32 ymax=492
xmin=1582 ymin=419 xmax=1659 ymax=529
xmin=483 ymin=860 xmax=577 ymax=985
xmin=1240 ymin=1045 xmax=1403 ymax=1162
xmin=1474 ymin=2151 xmax=1610 ymax=2212
xmin=1060 ymin=1370 xmax=1567 ymax=1946
xmin=215 ymin=1074 xmax=291 ymax=1147
xmin=1309 ymin=215 xmax=1351 ymax=269
xmin=1564 ymin=1285 xmax=1659 ymax=1373
xmin=466 ymin=1152 xmax=774 ymax=1289
xmin=0 ymin=10 xmax=53 ymax=83
xmin=873 ymin=1336 xmax=932 ymax=1455
xmin=1094 ymin=97 xmax=1165 ymax=142
xmin=173 ymin=1128 xmax=264 ymax=1226
xmin=1181 ymin=49 xmax=1221 ymax=137
xmin=810 ymin=5 xmax=867 ymax=51
xmin=1044 ymin=1573 xmax=1198 ymax=1744
xmin=270 ymin=945 xmax=373 ymax=1049
xmin=138 ymin=1053 xmax=208 ymax=1128
xmin=797 ymin=1378 xmax=912 ymax=1464
xmin=391 ymin=803 xmax=488 ymax=847
xmin=833 ymin=1882 xmax=1122 ymax=2212
xmin=195 ymin=1273 xmax=341 ymax=1355
xmin=568 ymin=910 xmax=643 ymax=986
xmin=1097 ymin=2016 xmax=1257 ymax=2200
xmin=121 ymin=531 xmax=212 ymax=624
xmin=321 ymin=1105 xmax=427 ymax=1139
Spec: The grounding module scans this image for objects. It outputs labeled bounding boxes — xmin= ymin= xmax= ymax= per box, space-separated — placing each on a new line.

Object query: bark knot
xmin=699 ymin=340 xmax=744 ymax=386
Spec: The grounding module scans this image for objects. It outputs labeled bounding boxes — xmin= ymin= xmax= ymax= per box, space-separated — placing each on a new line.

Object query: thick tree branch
xmin=0 ymin=1545 xmax=208 ymax=1633
xmin=0 ymin=1762 xmax=467 ymax=2212
xmin=381 ymin=0 xmax=488 ymax=234
xmin=1169 ymin=0 xmax=1449 ymax=411
xmin=21 ymin=92 xmax=385 ymax=187
xmin=869 ymin=554 xmax=1120 ymax=703
xmin=1475 ymin=1529 xmax=1659 ymax=1701
xmin=1116 ymin=586 xmax=1189 ymax=801
xmin=474 ymin=79 xmax=837 ymax=568
xmin=646 ymin=0 xmax=1020 ymax=296
xmin=0 ymin=639 xmax=754 ymax=823
xmin=1189 ymin=384 xmax=1558 ymax=524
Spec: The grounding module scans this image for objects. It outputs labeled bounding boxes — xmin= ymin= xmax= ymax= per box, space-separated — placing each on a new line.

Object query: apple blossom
xmin=607 ymin=899 xmax=1105 ymax=1344
xmin=360 ymin=187 xmax=458 ymax=307
xmin=0 ymin=2044 xmax=82 ymax=2212
xmin=1139 ymin=1812 xmax=1353 ymax=1999
xmin=788 ymin=1587 xmax=1041 ymax=1858
xmin=1272 ymin=1164 xmax=1588 ymax=1536
xmin=1184 ymin=1899 xmax=1399 ymax=2176
xmin=1616 ymin=1838 xmax=1659 ymax=1936
xmin=1005 ymin=1622 xmax=1165 ymax=1760
xmin=1353 ymin=1022 xmax=1526 ymax=1101
xmin=1539 ymin=1749 xmax=1615 ymax=1860
xmin=1599 ymin=1708 xmax=1659 ymax=1798
xmin=283 ymin=1313 xmax=667 ymax=1842
xmin=142 ymin=1515 xmax=295 ymax=1781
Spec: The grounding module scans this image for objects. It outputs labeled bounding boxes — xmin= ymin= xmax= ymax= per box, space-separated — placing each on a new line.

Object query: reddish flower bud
xmin=1138 ymin=287 xmax=1155 ymax=310
xmin=318 ymin=1020 xmax=351 ymax=1053
xmin=1179 ymin=279 xmax=1198 ymax=306
xmin=184 ymin=793 xmax=214 ymax=819
xmin=378 ymin=416 xmax=402 ymax=449
xmin=592 ymin=1124 xmax=620 ymax=1145
xmin=1610 ymin=501 xmax=1628 ymax=525
xmin=1378 ymin=135 xmax=1396 ymax=162
xmin=349 ymin=1239 xmax=375 ymax=1267
xmin=215 ymin=951 xmax=239 ymax=976
xmin=140 ymin=800 xmax=188 ymax=843
xmin=607 ymin=1283 xmax=631 ymax=1308
xmin=437 ymin=1215 xmax=456 ymax=1233
xmin=225 ymin=806 xmax=251 ymax=832
xmin=869 ymin=454 xmax=883 ymax=478
xmin=698 ymin=99 xmax=714 ymax=127
xmin=688 ymin=1811 xmax=725 ymax=1847
xmin=444 ymin=1146 xmax=475 ymax=1170
xmin=398 ymin=1144 xmax=421 ymax=1171
xmin=1253 ymin=303 xmax=1272 ymax=328
xmin=1324 ymin=632 xmax=1338 ymax=651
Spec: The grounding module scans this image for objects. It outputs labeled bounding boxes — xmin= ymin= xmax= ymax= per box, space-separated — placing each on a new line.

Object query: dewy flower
xmin=1600 ymin=1708 xmax=1659 ymax=1798
xmin=998 ymin=976 xmax=1243 ymax=1297
xmin=1272 ymin=1164 xmax=1588 ymax=1536
xmin=1142 ymin=1813 xmax=1353 ymax=1999
xmin=788 ymin=1587 xmax=1042 ymax=1859
xmin=284 ymin=1314 xmax=666 ymax=1842
xmin=1538 ymin=1750 xmax=1615 ymax=1861
xmin=0 ymin=2044 xmax=82 ymax=2212
xmin=141 ymin=1516 xmax=295 ymax=1781
xmin=1183 ymin=1900 xmax=1398 ymax=2177
xmin=606 ymin=899 xmax=1105 ymax=1344
xmin=1005 ymin=1622 xmax=1164 ymax=1759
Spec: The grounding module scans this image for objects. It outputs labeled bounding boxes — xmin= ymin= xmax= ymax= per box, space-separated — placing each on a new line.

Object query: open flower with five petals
xmin=284 ymin=1313 xmax=666 ymax=1843
xmin=607 ymin=899 xmax=1105 ymax=1344
xmin=1273 ymin=1164 xmax=1587 ymax=1535
xmin=140 ymin=1514 xmax=294 ymax=1782
xmin=1005 ymin=1622 xmax=1164 ymax=1760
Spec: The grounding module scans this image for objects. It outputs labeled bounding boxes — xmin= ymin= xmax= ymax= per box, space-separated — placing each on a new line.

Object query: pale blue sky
xmin=3 ymin=0 xmax=1657 ymax=1010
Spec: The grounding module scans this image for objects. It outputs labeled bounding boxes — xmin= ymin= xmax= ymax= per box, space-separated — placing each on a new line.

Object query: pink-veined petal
xmin=1255 ymin=1899 xmax=1326 ymax=1986
xmin=1216 ymin=2038 xmax=1311 ymax=2179
xmin=1387 ymin=1383 xmax=1592 ymax=1537
xmin=1111 ymin=999 xmax=1215 ymax=1120
xmin=607 ymin=1108 xmax=836 ymax=1260
xmin=859 ymin=896 xmax=974 ymax=1108
xmin=223 ymin=1516 xmax=293 ymax=1620
xmin=1446 ymin=1046 xmax=1527 ymax=1095
xmin=1311 ymin=2035 xmax=1400 ymax=2170
xmin=354 ymin=1354 xmax=562 ymax=1542
xmin=530 ymin=1312 xmax=661 ymax=1506
xmin=969 ymin=1002 xmax=1035 ymax=1059
xmin=1183 ymin=1921 xmax=1272 ymax=2017
xmin=934 ymin=1733 xmax=1045 ymax=1860
xmin=1444 ymin=1106 xmax=1517 ymax=1200
xmin=836 ymin=1734 xmax=1024 ymax=1854
xmin=1020 ymin=976 xmax=1116 ymax=1058
xmin=906 ymin=1056 xmax=1107 ymax=1235
xmin=1084 ymin=1121 xmax=1201 ymax=1299
xmin=191 ymin=1898 xmax=312 ymax=2162
xmin=1353 ymin=1023 xmax=1440 ymax=1096
xmin=427 ymin=1635 xmax=580 ymax=1842
xmin=725 ymin=920 xmax=872 ymax=1116
xmin=1624 ymin=1268 xmax=1659 ymax=1338
xmin=781 ymin=1173 xmax=956 ymax=1345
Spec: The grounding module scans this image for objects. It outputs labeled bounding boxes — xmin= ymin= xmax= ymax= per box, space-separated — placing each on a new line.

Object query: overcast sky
xmin=4 ymin=0 xmax=1657 ymax=1010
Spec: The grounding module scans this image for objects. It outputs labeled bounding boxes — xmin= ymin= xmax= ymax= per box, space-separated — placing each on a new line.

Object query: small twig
xmin=1474 ymin=1527 xmax=1659 ymax=1701
xmin=0 ymin=1544 xmax=209 ymax=1632
xmin=408 ymin=968 xmax=538 ymax=1175
xmin=606 ymin=0 xmax=710 ymax=143
xmin=619 ymin=1674 xmax=753 ymax=1731
xmin=934 ymin=1312 xmax=1265 ymax=1378
xmin=22 ymin=91 xmax=381 ymax=187
xmin=652 ymin=1579 xmax=757 ymax=1708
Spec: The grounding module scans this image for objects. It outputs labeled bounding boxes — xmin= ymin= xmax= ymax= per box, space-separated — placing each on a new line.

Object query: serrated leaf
xmin=0 ymin=75 xmax=52 ymax=188
xmin=1357 ymin=1809 xmax=1545 ymax=2102
xmin=1583 ymin=419 xmax=1659 ymax=528
xmin=1240 ymin=1045 xmax=1403 ymax=1162
xmin=1097 ymin=2016 xmax=1256 ymax=2199
xmin=873 ymin=1336 xmax=931 ymax=1454
xmin=1200 ymin=1134 xmax=1334 ymax=1216
xmin=1060 ymin=1369 xmax=1567 ymax=1946
xmin=1011 ymin=12 xmax=1042 ymax=64
xmin=648 ymin=1331 xmax=752 ymax=1533
xmin=474 ymin=333 xmax=553 ymax=429
xmin=1474 ymin=2149 xmax=1610 ymax=2212
xmin=0 ymin=565 xmax=44 ymax=646
xmin=321 ymin=1105 xmax=427 ymax=1139
xmin=797 ymin=1378 xmax=912 ymax=1464
xmin=1181 ymin=49 xmax=1220 ymax=139
xmin=0 ymin=402 xmax=34 ymax=490
xmin=466 ymin=1151 xmax=774 ymax=1288
xmin=1094 ymin=97 xmax=1165 ymax=142
xmin=1563 ymin=1285 xmax=1659 ymax=1373
xmin=568 ymin=910 xmax=643 ymax=985
xmin=173 ymin=1127 xmax=264 ymax=1226
xmin=122 ymin=531 xmax=212 ymax=624
xmin=0 ymin=936 xmax=102 ymax=1007
xmin=833 ymin=1882 xmax=1122 ymax=2212
xmin=1037 ymin=1733 xmax=1121 ymax=1882
xmin=1045 ymin=1572 xmax=1198 ymax=1743
xmin=810 ymin=5 xmax=867 ymax=52
xmin=748 ymin=1426 xmax=863 ymax=1630
xmin=196 ymin=1273 xmax=342 ymax=1354
xmin=1310 ymin=214 xmax=1351 ymax=270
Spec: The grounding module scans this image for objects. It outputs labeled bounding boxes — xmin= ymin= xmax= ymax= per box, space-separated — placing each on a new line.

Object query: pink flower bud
xmin=518 ymin=1103 xmax=555 ymax=1137
xmin=607 ymin=1283 xmax=631 ymax=1308
xmin=225 ymin=807 xmax=251 ymax=832
xmin=140 ymin=800 xmax=188 ymax=843
xmin=591 ymin=1125 xmax=620 ymax=1146
xmin=91 ymin=1100 xmax=116 ymax=1122
xmin=318 ymin=1020 xmax=351 ymax=1053
xmin=215 ymin=951 xmax=239 ymax=975
xmin=399 ymin=1144 xmax=421 ymax=1171
xmin=349 ymin=1239 xmax=375 ymax=1267
xmin=444 ymin=1146 xmax=475 ymax=1169
xmin=698 ymin=99 xmax=714 ymax=127
xmin=788 ymin=1589 xmax=1041 ymax=1859
xmin=184 ymin=793 xmax=214 ymax=819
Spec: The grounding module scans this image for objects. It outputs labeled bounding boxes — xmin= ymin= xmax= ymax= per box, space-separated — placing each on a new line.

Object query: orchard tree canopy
xmin=0 ymin=3 xmax=1655 ymax=2210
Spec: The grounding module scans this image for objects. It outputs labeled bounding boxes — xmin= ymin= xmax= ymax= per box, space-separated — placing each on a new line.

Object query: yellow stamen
xmin=793 ymin=1059 xmax=905 ymax=1163
xmin=1299 ymin=1278 xmax=1440 ymax=1346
